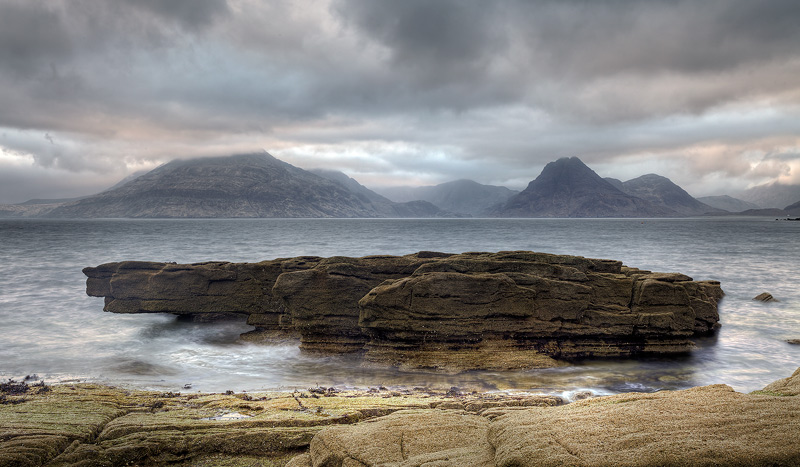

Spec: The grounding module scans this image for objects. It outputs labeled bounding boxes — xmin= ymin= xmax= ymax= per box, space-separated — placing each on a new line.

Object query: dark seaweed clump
xmin=0 ymin=377 xmax=50 ymax=404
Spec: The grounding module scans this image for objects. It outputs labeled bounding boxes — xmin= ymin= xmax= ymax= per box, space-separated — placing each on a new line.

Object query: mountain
xmin=493 ymin=157 xmax=676 ymax=218
xmin=44 ymin=152 xmax=451 ymax=218
xmin=375 ymin=179 xmax=518 ymax=217
xmin=696 ymin=195 xmax=760 ymax=213
xmin=309 ymin=169 xmax=452 ymax=217
xmin=785 ymin=200 xmax=800 ymax=216
xmin=620 ymin=174 xmax=722 ymax=216
xmin=739 ymin=182 xmax=800 ymax=209
xmin=603 ymin=178 xmax=625 ymax=191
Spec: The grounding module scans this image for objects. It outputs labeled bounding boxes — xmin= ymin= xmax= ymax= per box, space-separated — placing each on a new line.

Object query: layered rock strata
xmin=84 ymin=251 xmax=723 ymax=369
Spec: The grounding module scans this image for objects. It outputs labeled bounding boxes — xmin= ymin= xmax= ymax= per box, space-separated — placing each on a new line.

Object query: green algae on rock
xmin=0 ymin=384 xmax=561 ymax=467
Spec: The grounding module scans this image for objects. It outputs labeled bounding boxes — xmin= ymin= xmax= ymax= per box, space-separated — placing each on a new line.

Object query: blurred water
xmin=0 ymin=218 xmax=798 ymax=394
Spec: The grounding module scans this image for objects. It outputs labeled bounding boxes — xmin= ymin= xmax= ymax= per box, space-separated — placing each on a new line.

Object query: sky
xmin=1 ymin=0 xmax=800 ymax=203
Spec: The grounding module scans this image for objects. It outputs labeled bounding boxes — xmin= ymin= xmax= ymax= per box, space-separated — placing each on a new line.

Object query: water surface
xmin=1 ymin=218 xmax=798 ymax=395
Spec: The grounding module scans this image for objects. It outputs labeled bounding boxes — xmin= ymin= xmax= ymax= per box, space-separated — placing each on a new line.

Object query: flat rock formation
xmin=3 ymin=370 xmax=799 ymax=466
xmin=288 ymin=368 xmax=800 ymax=467
xmin=85 ymin=251 xmax=722 ymax=371
xmin=0 ymin=382 xmax=560 ymax=467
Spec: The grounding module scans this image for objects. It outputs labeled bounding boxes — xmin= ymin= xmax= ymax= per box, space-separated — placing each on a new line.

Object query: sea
xmin=1 ymin=218 xmax=798 ymax=398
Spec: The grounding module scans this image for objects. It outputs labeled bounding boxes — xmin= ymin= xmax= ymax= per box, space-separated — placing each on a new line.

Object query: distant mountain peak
xmin=42 ymin=153 xmax=451 ymax=218
xmin=621 ymin=174 xmax=720 ymax=216
xmin=372 ymin=179 xmax=517 ymax=217
xmin=495 ymin=156 xmax=674 ymax=217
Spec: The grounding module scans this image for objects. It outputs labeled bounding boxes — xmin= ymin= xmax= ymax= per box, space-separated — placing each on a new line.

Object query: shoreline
xmin=2 ymin=368 xmax=799 ymax=466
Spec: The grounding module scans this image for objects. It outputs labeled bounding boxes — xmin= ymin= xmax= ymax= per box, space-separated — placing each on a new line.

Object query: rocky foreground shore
xmin=1 ymin=368 xmax=799 ymax=466
xmin=84 ymin=251 xmax=723 ymax=371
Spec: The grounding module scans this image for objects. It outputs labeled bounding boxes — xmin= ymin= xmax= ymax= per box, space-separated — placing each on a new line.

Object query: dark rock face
xmin=493 ymin=157 xmax=676 ymax=218
xmin=46 ymin=153 xmax=451 ymax=218
xmin=84 ymin=257 xmax=321 ymax=329
xmin=84 ymin=251 xmax=723 ymax=370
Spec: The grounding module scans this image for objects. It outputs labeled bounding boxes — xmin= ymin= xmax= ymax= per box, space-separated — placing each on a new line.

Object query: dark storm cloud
xmin=333 ymin=0 xmax=800 ymax=120
xmin=336 ymin=0 xmax=504 ymax=70
xmin=120 ymin=0 xmax=230 ymax=30
xmin=0 ymin=2 xmax=72 ymax=78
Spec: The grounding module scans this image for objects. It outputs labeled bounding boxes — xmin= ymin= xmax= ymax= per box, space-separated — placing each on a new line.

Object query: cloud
xmin=1 ymin=0 xmax=800 ymax=203
xmin=120 ymin=0 xmax=230 ymax=30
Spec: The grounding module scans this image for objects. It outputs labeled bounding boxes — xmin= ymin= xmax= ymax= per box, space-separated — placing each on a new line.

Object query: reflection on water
xmin=1 ymin=218 xmax=799 ymax=395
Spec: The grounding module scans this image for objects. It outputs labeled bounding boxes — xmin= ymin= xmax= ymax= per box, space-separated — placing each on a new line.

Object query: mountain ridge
xmin=374 ymin=179 xmax=518 ymax=217
xmin=44 ymin=152 xmax=450 ymax=218
xmin=493 ymin=157 xmax=677 ymax=217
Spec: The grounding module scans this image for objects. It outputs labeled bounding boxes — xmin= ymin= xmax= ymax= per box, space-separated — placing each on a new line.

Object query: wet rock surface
xmin=84 ymin=251 xmax=723 ymax=370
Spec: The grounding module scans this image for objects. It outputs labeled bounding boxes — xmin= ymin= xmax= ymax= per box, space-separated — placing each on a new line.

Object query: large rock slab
xmin=272 ymin=254 xmax=439 ymax=352
xmin=84 ymin=251 xmax=723 ymax=370
xmin=83 ymin=257 xmax=322 ymax=329
xmin=358 ymin=252 xmax=722 ymax=369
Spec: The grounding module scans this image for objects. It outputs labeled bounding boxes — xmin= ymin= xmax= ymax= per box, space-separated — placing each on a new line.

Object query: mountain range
xmin=738 ymin=182 xmax=800 ymax=209
xmin=43 ymin=153 xmax=450 ymax=218
xmin=696 ymin=195 xmax=760 ymax=213
xmin=375 ymin=179 xmax=518 ymax=217
xmin=492 ymin=157 xmax=714 ymax=217
xmin=1 ymin=152 xmax=798 ymax=219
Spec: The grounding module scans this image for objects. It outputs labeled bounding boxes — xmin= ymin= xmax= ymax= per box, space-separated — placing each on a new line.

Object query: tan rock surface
xmin=291 ymin=368 xmax=800 ymax=467
xmin=307 ymin=410 xmax=494 ymax=467
xmin=1 ymin=383 xmax=558 ymax=467
xmin=759 ymin=366 xmax=800 ymax=396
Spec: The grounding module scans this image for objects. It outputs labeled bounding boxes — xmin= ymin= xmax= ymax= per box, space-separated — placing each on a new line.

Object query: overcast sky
xmin=1 ymin=0 xmax=799 ymax=203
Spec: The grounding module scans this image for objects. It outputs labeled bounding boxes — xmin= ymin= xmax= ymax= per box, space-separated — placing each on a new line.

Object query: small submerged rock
xmin=753 ymin=292 xmax=779 ymax=302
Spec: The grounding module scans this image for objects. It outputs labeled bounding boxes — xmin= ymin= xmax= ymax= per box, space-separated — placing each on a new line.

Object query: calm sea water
xmin=1 ymin=218 xmax=798 ymax=396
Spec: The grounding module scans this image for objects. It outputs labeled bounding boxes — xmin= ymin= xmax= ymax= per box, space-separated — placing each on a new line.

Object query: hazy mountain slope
xmin=0 ymin=203 xmax=63 ymax=218
xmin=493 ymin=157 xmax=676 ymax=218
xmin=696 ymin=195 xmax=760 ymax=213
xmin=44 ymin=153 xmax=425 ymax=218
xmin=603 ymin=178 xmax=625 ymax=191
xmin=621 ymin=174 xmax=721 ymax=216
xmin=784 ymin=200 xmax=800 ymax=216
xmin=374 ymin=179 xmax=518 ymax=216
xmin=739 ymin=182 xmax=800 ymax=209
xmin=309 ymin=169 xmax=451 ymax=217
